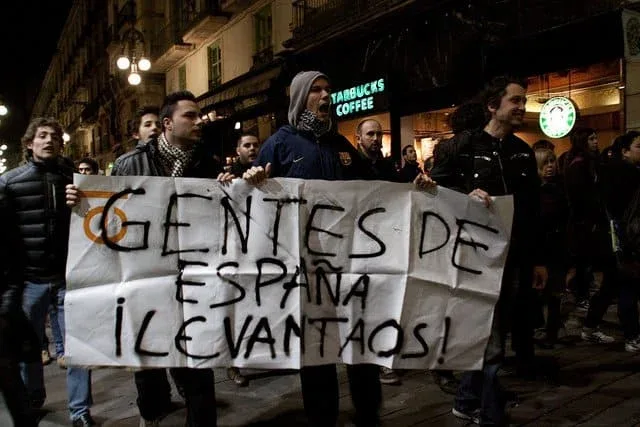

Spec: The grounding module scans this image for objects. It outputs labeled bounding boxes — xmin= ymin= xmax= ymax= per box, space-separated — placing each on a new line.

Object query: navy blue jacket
xmin=255 ymin=125 xmax=371 ymax=180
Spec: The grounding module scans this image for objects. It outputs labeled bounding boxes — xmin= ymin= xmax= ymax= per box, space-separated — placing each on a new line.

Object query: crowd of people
xmin=0 ymin=69 xmax=638 ymax=427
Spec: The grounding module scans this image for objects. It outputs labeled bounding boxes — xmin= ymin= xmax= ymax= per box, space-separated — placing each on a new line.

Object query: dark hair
xmin=132 ymin=106 xmax=160 ymax=135
xmin=449 ymin=102 xmax=487 ymax=134
xmin=237 ymin=133 xmax=259 ymax=146
xmin=481 ymin=75 xmax=528 ymax=111
xmin=401 ymin=144 xmax=415 ymax=156
xmin=78 ymin=157 xmax=99 ymax=174
xmin=614 ymin=131 xmax=640 ymax=157
xmin=159 ymin=91 xmax=197 ymax=128
xmin=532 ymin=139 xmax=555 ymax=151
xmin=569 ymin=127 xmax=596 ymax=154
xmin=21 ymin=117 xmax=64 ymax=158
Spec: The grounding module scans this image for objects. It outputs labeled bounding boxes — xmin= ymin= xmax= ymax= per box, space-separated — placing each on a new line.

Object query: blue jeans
xmin=20 ymin=281 xmax=93 ymax=420
xmin=48 ymin=301 xmax=65 ymax=357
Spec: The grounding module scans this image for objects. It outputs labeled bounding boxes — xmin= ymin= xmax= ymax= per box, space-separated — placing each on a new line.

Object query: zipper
xmin=493 ymin=148 xmax=508 ymax=194
xmin=52 ymin=183 xmax=57 ymax=211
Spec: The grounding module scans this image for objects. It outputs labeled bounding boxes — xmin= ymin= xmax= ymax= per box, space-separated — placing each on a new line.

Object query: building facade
xmin=32 ymin=0 xmax=640 ymax=171
xmin=31 ymin=0 xmax=166 ymax=172
xmin=285 ymin=0 xmax=640 ymax=165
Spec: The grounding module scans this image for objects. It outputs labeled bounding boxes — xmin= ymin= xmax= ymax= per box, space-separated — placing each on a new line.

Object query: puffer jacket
xmin=431 ymin=129 xmax=542 ymax=263
xmin=255 ymin=125 xmax=372 ymax=180
xmin=111 ymin=137 xmax=224 ymax=178
xmin=0 ymin=157 xmax=74 ymax=283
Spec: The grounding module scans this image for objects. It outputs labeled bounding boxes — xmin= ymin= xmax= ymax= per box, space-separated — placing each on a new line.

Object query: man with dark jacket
xmin=0 ymin=117 xmax=95 ymax=426
xmin=68 ymin=91 xmax=231 ymax=427
xmin=230 ymin=134 xmax=260 ymax=178
xmin=431 ymin=76 xmax=547 ymax=426
xmin=253 ymin=71 xmax=382 ymax=427
xmin=355 ymin=118 xmax=398 ymax=181
xmin=399 ymin=144 xmax=423 ymax=183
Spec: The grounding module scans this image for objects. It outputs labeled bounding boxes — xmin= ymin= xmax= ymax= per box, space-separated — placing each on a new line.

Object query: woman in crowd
xmin=534 ymin=148 xmax=568 ymax=348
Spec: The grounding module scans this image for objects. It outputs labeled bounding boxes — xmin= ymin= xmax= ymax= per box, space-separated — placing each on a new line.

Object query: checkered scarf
xmin=297 ymin=110 xmax=331 ymax=138
xmin=157 ymin=132 xmax=194 ymax=177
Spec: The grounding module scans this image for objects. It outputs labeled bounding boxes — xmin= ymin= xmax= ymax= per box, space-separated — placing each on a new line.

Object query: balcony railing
xmin=291 ymin=0 xmax=410 ymax=42
xmin=151 ymin=21 xmax=193 ymax=71
xmin=151 ymin=21 xmax=182 ymax=60
xmin=177 ymin=0 xmax=220 ymax=31
xmin=178 ymin=0 xmax=228 ymax=44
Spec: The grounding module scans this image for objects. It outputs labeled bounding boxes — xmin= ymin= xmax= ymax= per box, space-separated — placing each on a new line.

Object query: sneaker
xmin=379 ymin=367 xmax=401 ymax=385
xmin=41 ymin=350 xmax=52 ymax=365
xmin=72 ymin=413 xmax=96 ymax=427
xmin=57 ymin=356 xmax=67 ymax=369
xmin=227 ymin=367 xmax=249 ymax=387
xmin=625 ymin=336 xmax=640 ymax=353
xmin=431 ymin=371 xmax=458 ymax=395
xmin=581 ymin=328 xmax=615 ymax=344
xmin=139 ymin=418 xmax=160 ymax=427
xmin=451 ymin=407 xmax=480 ymax=424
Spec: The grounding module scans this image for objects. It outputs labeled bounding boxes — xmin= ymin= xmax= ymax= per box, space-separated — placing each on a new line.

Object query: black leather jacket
xmin=112 ymin=137 xmax=224 ymax=178
xmin=431 ymin=129 xmax=542 ymax=263
xmin=0 ymin=157 xmax=73 ymax=283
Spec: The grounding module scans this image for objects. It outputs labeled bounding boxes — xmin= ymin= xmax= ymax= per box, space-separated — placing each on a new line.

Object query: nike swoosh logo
xmin=293 ymin=157 xmax=304 ymax=163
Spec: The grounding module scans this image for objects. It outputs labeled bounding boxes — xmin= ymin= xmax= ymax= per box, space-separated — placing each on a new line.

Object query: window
xmin=207 ymin=41 xmax=222 ymax=90
xmin=178 ymin=64 xmax=187 ymax=91
xmin=254 ymin=5 xmax=272 ymax=54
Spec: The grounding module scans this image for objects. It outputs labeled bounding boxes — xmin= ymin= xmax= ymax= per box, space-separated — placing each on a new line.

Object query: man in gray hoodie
xmin=251 ymin=71 xmax=382 ymax=427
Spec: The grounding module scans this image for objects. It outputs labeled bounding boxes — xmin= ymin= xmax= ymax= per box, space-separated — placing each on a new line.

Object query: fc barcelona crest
xmin=339 ymin=152 xmax=352 ymax=166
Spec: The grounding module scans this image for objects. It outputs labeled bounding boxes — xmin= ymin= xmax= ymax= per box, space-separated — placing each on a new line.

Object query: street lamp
xmin=116 ymin=21 xmax=151 ymax=86
xmin=0 ymin=144 xmax=6 ymax=150
xmin=63 ymin=133 xmax=71 ymax=143
xmin=0 ymin=104 xmax=7 ymax=116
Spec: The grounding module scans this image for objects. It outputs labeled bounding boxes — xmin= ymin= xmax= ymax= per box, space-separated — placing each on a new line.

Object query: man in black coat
xmin=0 ymin=117 xmax=95 ymax=426
xmin=431 ymin=76 xmax=547 ymax=426
xmin=68 ymin=91 xmax=232 ymax=427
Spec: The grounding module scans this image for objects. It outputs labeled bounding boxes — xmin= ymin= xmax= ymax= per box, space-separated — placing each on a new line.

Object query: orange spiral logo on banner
xmin=83 ymin=206 xmax=128 ymax=244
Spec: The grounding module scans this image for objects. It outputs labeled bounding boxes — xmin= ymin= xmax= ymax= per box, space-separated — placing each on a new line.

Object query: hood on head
xmin=288 ymin=71 xmax=329 ymax=127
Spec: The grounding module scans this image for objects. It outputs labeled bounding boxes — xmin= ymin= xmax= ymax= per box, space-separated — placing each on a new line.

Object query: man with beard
xmin=399 ymin=144 xmax=423 ymax=183
xmin=431 ymin=76 xmax=547 ymax=426
xmin=230 ymin=134 xmax=260 ymax=177
xmin=67 ymin=91 xmax=232 ymax=427
xmin=355 ymin=118 xmax=398 ymax=181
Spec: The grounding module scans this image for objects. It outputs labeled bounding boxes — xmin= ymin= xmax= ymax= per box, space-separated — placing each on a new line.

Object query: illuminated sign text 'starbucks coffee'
xmin=332 ymin=78 xmax=386 ymax=117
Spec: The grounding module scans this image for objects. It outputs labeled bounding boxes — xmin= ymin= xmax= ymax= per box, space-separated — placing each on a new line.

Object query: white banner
xmin=65 ymin=175 xmax=513 ymax=371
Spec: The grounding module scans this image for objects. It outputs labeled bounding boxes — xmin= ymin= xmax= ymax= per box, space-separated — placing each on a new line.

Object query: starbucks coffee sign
xmin=539 ymin=97 xmax=577 ymax=139
xmin=331 ymin=78 xmax=388 ymax=118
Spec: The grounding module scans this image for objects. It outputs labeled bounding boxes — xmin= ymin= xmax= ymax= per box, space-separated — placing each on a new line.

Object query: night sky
xmin=0 ymin=1 xmax=73 ymax=156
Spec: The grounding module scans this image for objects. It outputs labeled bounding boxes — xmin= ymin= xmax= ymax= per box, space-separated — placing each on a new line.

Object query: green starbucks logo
xmin=539 ymin=97 xmax=577 ymax=139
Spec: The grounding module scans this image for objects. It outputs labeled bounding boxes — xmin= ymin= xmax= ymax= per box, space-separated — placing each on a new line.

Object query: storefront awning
xmin=197 ymin=63 xmax=284 ymax=113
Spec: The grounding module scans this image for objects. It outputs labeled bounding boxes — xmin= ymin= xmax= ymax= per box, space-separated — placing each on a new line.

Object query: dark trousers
xmin=0 ymin=361 xmax=37 ymax=427
xmin=585 ymin=260 xmax=640 ymax=339
xmin=455 ymin=265 xmax=532 ymax=426
xmin=135 ymin=368 xmax=216 ymax=426
xmin=536 ymin=266 xmax=566 ymax=342
xmin=300 ymin=364 xmax=381 ymax=427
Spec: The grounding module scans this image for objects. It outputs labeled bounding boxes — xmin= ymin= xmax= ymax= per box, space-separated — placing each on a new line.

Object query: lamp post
xmin=116 ymin=23 xmax=151 ymax=86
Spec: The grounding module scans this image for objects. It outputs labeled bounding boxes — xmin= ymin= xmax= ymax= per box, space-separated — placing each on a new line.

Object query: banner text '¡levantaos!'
xmin=95 ymin=186 xmax=498 ymax=276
